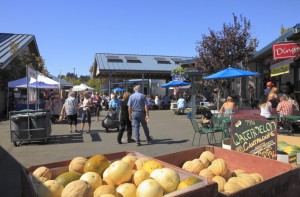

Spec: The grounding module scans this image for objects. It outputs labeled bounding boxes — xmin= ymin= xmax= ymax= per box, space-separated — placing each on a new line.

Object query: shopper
xmin=93 ymin=92 xmax=102 ymax=122
xmin=117 ymin=92 xmax=135 ymax=144
xmin=219 ymin=96 xmax=236 ymax=116
xmin=128 ymin=85 xmax=152 ymax=146
xmin=259 ymin=97 xmax=272 ymax=118
xmin=62 ymin=91 xmax=79 ymax=133
xmin=277 ymin=94 xmax=294 ymax=116
xmin=80 ymin=91 xmax=93 ymax=133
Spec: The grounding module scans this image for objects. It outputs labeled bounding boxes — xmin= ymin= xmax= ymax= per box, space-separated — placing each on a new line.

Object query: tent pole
xmin=6 ymin=86 xmax=9 ymax=120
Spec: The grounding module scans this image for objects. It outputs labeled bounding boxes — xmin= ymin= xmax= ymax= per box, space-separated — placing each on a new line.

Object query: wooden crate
xmin=22 ymin=151 xmax=218 ymax=197
xmin=155 ymin=146 xmax=300 ymax=197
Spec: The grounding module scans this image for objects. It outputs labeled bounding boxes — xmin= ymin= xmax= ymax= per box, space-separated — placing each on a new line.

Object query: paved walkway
xmin=0 ymin=110 xmax=223 ymax=197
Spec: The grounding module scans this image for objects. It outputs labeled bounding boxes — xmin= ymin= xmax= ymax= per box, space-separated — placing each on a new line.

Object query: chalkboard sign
xmin=231 ymin=115 xmax=277 ymax=159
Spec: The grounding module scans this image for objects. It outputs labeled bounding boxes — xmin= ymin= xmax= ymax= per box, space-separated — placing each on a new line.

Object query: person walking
xmin=61 ymin=91 xmax=79 ymax=133
xmin=93 ymin=92 xmax=102 ymax=122
xmin=117 ymin=92 xmax=135 ymax=144
xmin=79 ymin=91 xmax=93 ymax=133
xmin=128 ymin=85 xmax=152 ymax=146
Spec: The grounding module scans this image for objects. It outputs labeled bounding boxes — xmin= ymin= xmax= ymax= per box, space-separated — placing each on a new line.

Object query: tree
xmin=194 ymin=13 xmax=258 ymax=95
xmin=0 ymin=42 xmax=47 ymax=81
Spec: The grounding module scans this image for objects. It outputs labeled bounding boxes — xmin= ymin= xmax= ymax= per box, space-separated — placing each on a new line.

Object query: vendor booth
xmin=7 ymin=74 xmax=61 ymax=115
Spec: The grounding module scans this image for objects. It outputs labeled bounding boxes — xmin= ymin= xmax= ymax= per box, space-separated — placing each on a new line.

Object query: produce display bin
xmin=22 ymin=151 xmax=218 ymax=197
xmin=277 ymin=135 xmax=300 ymax=165
xmin=155 ymin=146 xmax=300 ymax=197
xmin=9 ymin=109 xmax=52 ymax=146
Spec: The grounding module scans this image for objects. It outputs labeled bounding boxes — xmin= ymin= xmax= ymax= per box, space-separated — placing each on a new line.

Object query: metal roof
xmin=49 ymin=74 xmax=74 ymax=88
xmin=93 ymin=53 xmax=192 ymax=79
xmin=251 ymin=23 xmax=300 ymax=61
xmin=0 ymin=33 xmax=39 ymax=69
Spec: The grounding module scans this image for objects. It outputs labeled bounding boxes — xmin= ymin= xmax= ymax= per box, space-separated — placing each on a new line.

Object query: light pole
xmin=73 ymin=68 xmax=75 ymax=81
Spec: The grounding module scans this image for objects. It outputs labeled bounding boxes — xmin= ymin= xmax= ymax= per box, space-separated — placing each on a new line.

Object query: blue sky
xmin=1 ymin=0 xmax=300 ymax=77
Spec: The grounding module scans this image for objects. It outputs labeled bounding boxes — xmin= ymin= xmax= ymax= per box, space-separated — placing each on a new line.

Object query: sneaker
xmin=128 ymin=139 xmax=136 ymax=143
xmin=136 ymin=142 xmax=141 ymax=146
xmin=146 ymin=137 xmax=153 ymax=144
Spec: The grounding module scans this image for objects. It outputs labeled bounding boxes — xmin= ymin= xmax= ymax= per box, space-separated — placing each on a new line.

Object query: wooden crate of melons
xmin=155 ymin=146 xmax=300 ymax=197
xmin=22 ymin=151 xmax=218 ymax=197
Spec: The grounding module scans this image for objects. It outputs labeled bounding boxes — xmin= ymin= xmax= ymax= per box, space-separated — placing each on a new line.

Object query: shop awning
xmin=270 ymin=58 xmax=294 ymax=77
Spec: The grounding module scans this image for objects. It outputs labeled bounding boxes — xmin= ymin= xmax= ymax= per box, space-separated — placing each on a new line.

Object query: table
xmin=269 ymin=115 xmax=300 ymax=135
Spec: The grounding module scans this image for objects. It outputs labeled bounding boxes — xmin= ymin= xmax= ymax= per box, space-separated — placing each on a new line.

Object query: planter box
xmin=155 ymin=146 xmax=300 ymax=197
xmin=278 ymin=135 xmax=300 ymax=165
xmin=22 ymin=151 xmax=217 ymax=197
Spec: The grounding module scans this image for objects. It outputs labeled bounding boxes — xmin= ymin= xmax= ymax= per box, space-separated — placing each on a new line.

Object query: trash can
xmin=186 ymin=112 xmax=192 ymax=119
xmin=30 ymin=112 xmax=49 ymax=129
xmin=10 ymin=114 xmax=30 ymax=141
xmin=11 ymin=114 xmax=30 ymax=131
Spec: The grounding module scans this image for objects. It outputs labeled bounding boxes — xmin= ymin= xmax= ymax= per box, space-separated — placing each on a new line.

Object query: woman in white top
xmin=80 ymin=92 xmax=93 ymax=132
xmin=259 ymin=98 xmax=272 ymax=118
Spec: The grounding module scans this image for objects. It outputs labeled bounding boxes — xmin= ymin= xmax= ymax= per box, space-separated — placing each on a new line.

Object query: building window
xmin=171 ymin=58 xmax=182 ymax=64
xmin=125 ymin=56 xmax=142 ymax=63
xmin=154 ymin=57 xmax=171 ymax=64
xmin=107 ymin=55 xmax=123 ymax=63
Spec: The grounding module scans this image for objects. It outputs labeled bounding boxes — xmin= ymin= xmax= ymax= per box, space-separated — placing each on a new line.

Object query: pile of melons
xmin=181 ymin=151 xmax=264 ymax=194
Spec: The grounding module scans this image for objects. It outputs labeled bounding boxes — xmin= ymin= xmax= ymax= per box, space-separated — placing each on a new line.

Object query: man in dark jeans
xmin=117 ymin=92 xmax=135 ymax=144
xmin=128 ymin=85 xmax=152 ymax=146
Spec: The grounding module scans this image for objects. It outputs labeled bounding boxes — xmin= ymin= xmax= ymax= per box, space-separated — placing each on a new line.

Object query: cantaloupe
xmin=61 ymin=180 xmax=93 ymax=197
xmin=68 ymin=157 xmax=87 ymax=173
xmin=37 ymin=180 xmax=63 ymax=197
xmin=32 ymin=166 xmax=52 ymax=180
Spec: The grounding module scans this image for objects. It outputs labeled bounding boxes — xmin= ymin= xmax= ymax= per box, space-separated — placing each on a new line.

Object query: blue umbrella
xmin=203 ymin=67 xmax=260 ymax=80
xmin=112 ymin=87 xmax=124 ymax=92
xmin=161 ymin=81 xmax=190 ymax=88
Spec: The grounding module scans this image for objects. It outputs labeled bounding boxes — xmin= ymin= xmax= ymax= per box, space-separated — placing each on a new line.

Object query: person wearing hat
xmin=264 ymin=82 xmax=274 ymax=96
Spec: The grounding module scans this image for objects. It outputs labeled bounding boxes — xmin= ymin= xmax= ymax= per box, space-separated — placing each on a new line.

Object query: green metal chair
xmin=210 ymin=115 xmax=230 ymax=140
xmin=189 ymin=118 xmax=218 ymax=146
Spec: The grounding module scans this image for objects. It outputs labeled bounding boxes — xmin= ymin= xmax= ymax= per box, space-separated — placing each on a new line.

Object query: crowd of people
xmin=59 ymin=85 xmax=152 ymax=146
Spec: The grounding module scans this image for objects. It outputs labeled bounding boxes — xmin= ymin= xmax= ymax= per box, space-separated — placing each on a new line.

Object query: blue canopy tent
xmin=161 ymin=81 xmax=190 ymax=88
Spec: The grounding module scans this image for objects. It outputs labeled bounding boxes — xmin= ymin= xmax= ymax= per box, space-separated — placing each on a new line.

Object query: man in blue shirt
xmin=128 ymin=85 xmax=152 ymax=146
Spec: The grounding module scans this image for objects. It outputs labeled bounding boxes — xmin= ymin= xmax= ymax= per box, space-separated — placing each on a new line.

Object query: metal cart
xmin=9 ymin=109 xmax=52 ymax=146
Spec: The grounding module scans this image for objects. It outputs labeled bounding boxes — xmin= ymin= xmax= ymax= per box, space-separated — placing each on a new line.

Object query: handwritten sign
xmin=231 ymin=116 xmax=277 ymax=159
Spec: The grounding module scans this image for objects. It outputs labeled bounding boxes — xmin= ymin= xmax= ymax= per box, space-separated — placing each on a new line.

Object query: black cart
xmin=9 ymin=109 xmax=52 ymax=146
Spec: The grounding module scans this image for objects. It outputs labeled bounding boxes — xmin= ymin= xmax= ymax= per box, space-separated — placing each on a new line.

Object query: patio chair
xmin=211 ymin=114 xmax=230 ymax=140
xmin=190 ymin=118 xmax=218 ymax=146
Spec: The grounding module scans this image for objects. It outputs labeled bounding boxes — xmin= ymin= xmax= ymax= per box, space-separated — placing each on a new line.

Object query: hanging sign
xmin=231 ymin=115 xmax=277 ymax=159
xmin=272 ymin=42 xmax=300 ymax=60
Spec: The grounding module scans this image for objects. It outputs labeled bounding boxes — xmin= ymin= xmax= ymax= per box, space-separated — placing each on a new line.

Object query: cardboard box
xmin=23 ymin=151 xmax=217 ymax=197
xmin=155 ymin=146 xmax=300 ymax=197
xmin=277 ymin=135 xmax=300 ymax=165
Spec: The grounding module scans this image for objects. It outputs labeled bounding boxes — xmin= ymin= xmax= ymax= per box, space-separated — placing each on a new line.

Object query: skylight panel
xmin=125 ymin=56 xmax=142 ymax=63
xmin=171 ymin=58 xmax=183 ymax=64
xmin=154 ymin=57 xmax=171 ymax=64
xmin=106 ymin=55 xmax=123 ymax=63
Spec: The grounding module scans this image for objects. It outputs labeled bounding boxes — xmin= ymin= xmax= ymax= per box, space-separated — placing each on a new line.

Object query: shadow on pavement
xmin=0 ymin=146 xmax=22 ymax=197
xmin=151 ymin=138 xmax=190 ymax=144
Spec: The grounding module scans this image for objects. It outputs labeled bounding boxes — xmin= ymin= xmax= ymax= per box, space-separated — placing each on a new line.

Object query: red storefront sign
xmin=272 ymin=42 xmax=300 ymax=60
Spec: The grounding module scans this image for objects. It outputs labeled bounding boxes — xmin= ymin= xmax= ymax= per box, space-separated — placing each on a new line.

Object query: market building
xmin=92 ymin=53 xmax=191 ymax=96
xmin=251 ymin=23 xmax=300 ymax=101
xmin=0 ymin=33 xmax=41 ymax=117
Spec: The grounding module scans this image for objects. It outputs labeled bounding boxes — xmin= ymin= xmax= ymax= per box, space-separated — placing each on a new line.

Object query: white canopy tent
xmin=72 ymin=84 xmax=94 ymax=91
xmin=8 ymin=74 xmax=60 ymax=88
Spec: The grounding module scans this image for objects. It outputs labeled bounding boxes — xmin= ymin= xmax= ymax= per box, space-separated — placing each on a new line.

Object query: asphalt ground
xmin=0 ymin=110 xmax=223 ymax=197
xmin=1 ymin=110 xmax=299 ymax=196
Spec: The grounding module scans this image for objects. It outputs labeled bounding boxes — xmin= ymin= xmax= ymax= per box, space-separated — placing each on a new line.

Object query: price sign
xmin=231 ymin=115 xmax=277 ymax=159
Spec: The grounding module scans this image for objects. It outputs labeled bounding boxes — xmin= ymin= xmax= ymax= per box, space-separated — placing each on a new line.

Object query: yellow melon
xmin=116 ymin=183 xmax=137 ymax=197
xmin=32 ymin=166 xmax=52 ymax=180
xmin=121 ymin=155 xmax=138 ymax=169
xmin=80 ymin=171 xmax=102 ymax=190
xmin=61 ymin=180 xmax=93 ymax=197
xmin=69 ymin=157 xmax=88 ymax=173
xmin=150 ymin=168 xmax=180 ymax=194
xmin=136 ymin=179 xmax=163 ymax=197
xmin=84 ymin=155 xmax=110 ymax=177
xmin=142 ymin=160 xmax=164 ymax=174
xmin=132 ymin=170 xmax=150 ymax=187
xmin=177 ymin=176 xmax=202 ymax=190
xmin=94 ymin=185 xmax=117 ymax=197
xmin=107 ymin=160 xmax=132 ymax=185
xmin=37 ymin=180 xmax=63 ymax=197
xmin=135 ymin=158 xmax=150 ymax=170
